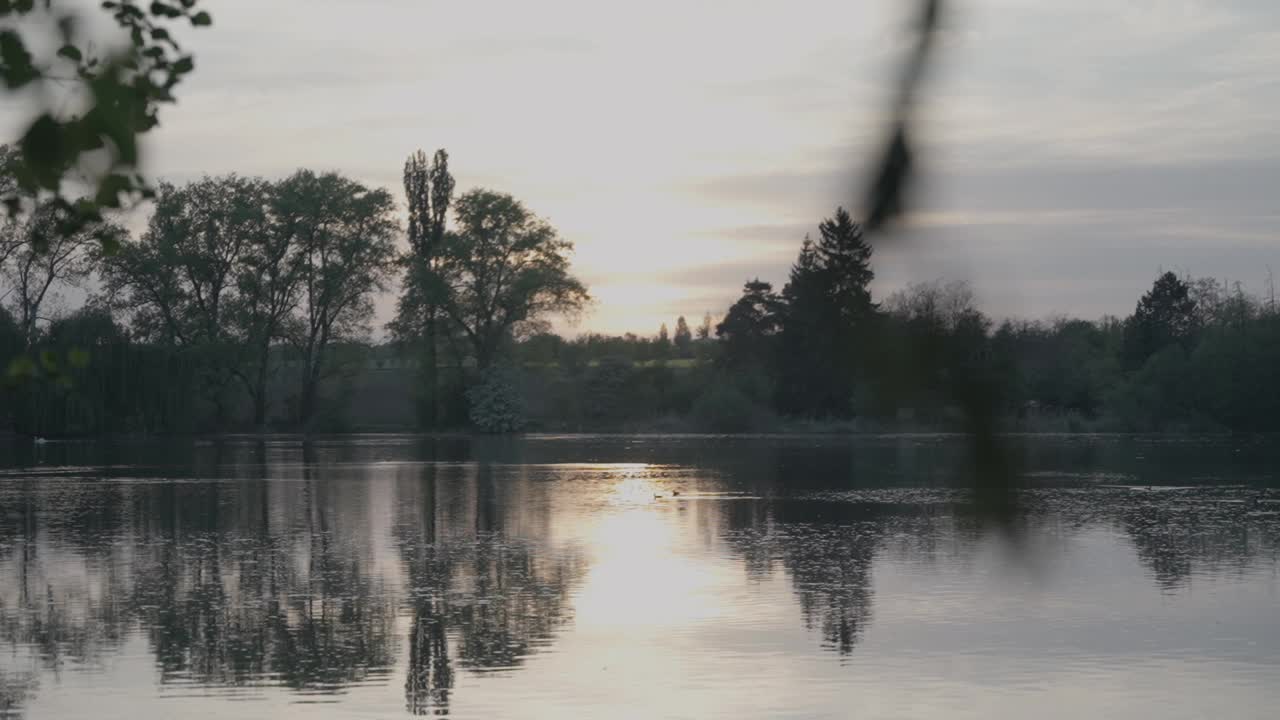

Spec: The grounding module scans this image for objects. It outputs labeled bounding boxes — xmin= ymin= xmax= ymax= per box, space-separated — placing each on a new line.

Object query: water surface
xmin=1 ymin=434 xmax=1277 ymax=719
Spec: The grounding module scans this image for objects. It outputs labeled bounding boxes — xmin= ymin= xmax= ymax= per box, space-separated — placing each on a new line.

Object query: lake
xmin=1 ymin=434 xmax=1278 ymax=719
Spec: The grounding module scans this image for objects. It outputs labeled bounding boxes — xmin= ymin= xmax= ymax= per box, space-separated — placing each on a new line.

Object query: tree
xmin=440 ymin=189 xmax=588 ymax=371
xmin=674 ymin=316 xmax=692 ymax=357
xmin=0 ymin=304 xmax=25 ymax=375
xmin=391 ymin=149 xmax=455 ymax=428
xmin=716 ymin=279 xmax=782 ymax=369
xmin=2 ymin=3 xmax=212 ymax=234
xmin=467 ymin=364 xmax=526 ymax=433
xmin=776 ymin=237 xmax=825 ymax=412
xmin=696 ymin=313 xmax=713 ymax=340
xmin=103 ymin=175 xmax=268 ymax=423
xmin=0 ymin=147 xmax=24 ymax=267
xmin=1122 ymin=271 xmax=1198 ymax=371
xmin=655 ymin=322 xmax=671 ymax=360
xmin=285 ymin=171 xmax=398 ymax=427
xmin=2 ymin=203 xmax=110 ymax=349
xmin=776 ymin=208 xmax=876 ymax=417
xmin=1189 ymin=309 xmax=1280 ymax=431
xmin=230 ymin=179 xmax=305 ymax=427
xmin=881 ymin=279 xmax=993 ymax=416
xmin=812 ymin=207 xmax=875 ymax=321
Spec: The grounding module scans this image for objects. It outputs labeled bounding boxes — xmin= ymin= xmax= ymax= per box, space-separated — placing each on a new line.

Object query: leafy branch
xmin=1 ymin=0 xmax=212 ymax=249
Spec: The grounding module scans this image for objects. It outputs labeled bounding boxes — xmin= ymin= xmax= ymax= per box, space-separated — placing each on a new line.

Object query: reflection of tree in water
xmin=1100 ymin=488 xmax=1280 ymax=591
xmin=788 ymin=526 xmax=878 ymax=655
xmin=0 ymin=487 xmax=131 ymax=663
xmin=397 ymin=464 xmax=456 ymax=716
xmin=405 ymin=596 xmax=453 ymax=716
xmin=0 ymin=445 xmax=587 ymax=715
xmin=394 ymin=462 xmax=585 ymax=716
xmin=0 ymin=445 xmax=400 ymax=704
xmin=720 ymin=479 xmax=1280 ymax=658
xmin=126 ymin=471 xmax=397 ymax=691
xmin=723 ymin=500 xmax=888 ymax=655
xmin=720 ymin=493 xmax=992 ymax=656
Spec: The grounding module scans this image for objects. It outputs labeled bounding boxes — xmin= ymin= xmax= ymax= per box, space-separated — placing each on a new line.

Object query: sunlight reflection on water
xmin=0 ymin=434 xmax=1277 ymax=719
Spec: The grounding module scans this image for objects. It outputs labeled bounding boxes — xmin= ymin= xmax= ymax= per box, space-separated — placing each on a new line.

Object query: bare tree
xmin=1 ymin=146 xmax=27 ymax=269
xmin=1 ymin=205 xmax=106 ymax=348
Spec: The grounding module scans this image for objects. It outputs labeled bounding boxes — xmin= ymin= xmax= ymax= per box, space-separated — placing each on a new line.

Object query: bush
xmin=467 ymin=365 xmax=526 ymax=433
xmin=691 ymin=380 xmax=771 ymax=433
xmin=584 ymin=356 xmax=634 ymax=423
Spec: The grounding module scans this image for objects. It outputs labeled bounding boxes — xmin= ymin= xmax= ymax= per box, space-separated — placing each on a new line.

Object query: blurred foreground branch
xmin=859 ymin=0 xmax=1021 ymax=527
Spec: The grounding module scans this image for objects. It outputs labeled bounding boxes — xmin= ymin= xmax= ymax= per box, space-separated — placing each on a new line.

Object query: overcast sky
xmin=29 ymin=0 xmax=1280 ymax=334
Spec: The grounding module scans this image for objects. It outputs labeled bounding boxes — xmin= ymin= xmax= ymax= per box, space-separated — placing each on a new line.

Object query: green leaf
xmin=96 ymin=227 xmax=122 ymax=255
xmin=0 ymin=30 xmax=37 ymax=89
xmin=95 ymin=173 xmax=132 ymax=208
xmin=39 ymin=350 xmax=58 ymax=372
xmin=172 ymin=55 xmax=194 ymax=73
xmin=191 ymin=11 xmax=211 ymax=26
xmin=6 ymin=355 xmax=35 ymax=380
xmin=19 ymin=115 xmax=66 ymax=190
xmin=68 ymin=348 xmax=91 ymax=369
xmin=57 ymin=45 xmax=83 ymax=62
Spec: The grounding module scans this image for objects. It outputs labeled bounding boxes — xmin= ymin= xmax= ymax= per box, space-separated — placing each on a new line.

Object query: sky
xmin=12 ymin=0 xmax=1280 ymax=335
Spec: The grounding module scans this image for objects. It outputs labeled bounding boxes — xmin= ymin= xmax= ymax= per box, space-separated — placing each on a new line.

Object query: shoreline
xmin=4 ymin=427 xmax=1273 ymax=442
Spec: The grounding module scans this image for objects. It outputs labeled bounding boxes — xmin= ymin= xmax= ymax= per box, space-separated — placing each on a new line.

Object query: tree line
xmin=1 ymin=146 xmax=587 ymax=435
xmin=503 ymin=210 xmax=1280 ymax=434
xmin=4 ymin=142 xmax=1279 ymax=435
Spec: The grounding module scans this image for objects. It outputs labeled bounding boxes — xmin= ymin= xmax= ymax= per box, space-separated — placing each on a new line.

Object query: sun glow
xmin=571 ymin=471 xmax=725 ymax=628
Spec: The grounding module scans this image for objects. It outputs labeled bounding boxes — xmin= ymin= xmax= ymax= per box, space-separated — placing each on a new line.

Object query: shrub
xmin=691 ymin=380 xmax=771 ymax=433
xmin=467 ymin=365 xmax=526 ymax=433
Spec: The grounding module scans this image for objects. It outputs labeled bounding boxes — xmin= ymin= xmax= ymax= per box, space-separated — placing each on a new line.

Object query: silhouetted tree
xmin=392 ymin=149 xmax=456 ymax=428
xmin=881 ymin=279 xmax=993 ymax=417
xmin=440 ymin=190 xmax=589 ymax=371
xmin=776 ymin=208 xmax=876 ymax=417
xmin=696 ymin=312 xmax=713 ymax=340
xmin=656 ymin=322 xmax=672 ymax=360
xmin=0 ymin=147 xmax=23 ymax=267
xmin=1 ymin=203 xmax=110 ymax=348
xmin=1122 ymin=272 xmax=1198 ymax=371
xmin=230 ymin=180 xmax=304 ymax=426
xmin=716 ymin=279 xmax=782 ymax=370
xmin=674 ymin=315 xmax=692 ymax=357
xmin=103 ymin=176 xmax=267 ymax=424
xmin=284 ymin=171 xmax=398 ymax=427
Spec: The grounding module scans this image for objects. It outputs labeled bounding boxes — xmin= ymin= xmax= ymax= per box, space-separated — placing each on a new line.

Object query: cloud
xmin=8 ymin=0 xmax=1274 ymax=337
